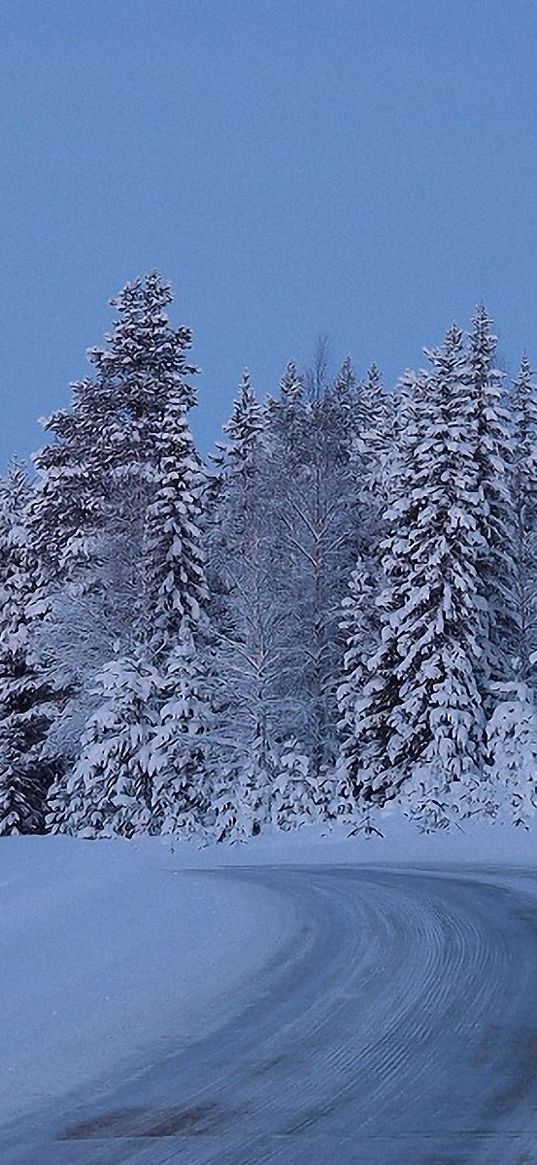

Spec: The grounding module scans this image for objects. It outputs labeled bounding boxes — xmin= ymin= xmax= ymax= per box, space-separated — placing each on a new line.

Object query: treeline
xmin=0 ymin=273 xmax=535 ymax=840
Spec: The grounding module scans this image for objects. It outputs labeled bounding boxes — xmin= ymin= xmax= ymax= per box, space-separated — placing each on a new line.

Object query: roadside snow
xmin=133 ymin=808 xmax=537 ymax=870
xmin=0 ymin=837 xmax=294 ymax=1126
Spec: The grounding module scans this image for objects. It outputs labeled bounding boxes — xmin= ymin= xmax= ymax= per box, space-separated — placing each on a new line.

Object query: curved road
xmin=6 ymin=866 xmax=537 ymax=1164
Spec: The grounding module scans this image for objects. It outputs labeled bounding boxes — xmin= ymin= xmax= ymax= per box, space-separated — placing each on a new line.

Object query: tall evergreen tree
xmin=44 ymin=274 xmax=209 ymax=834
xmin=33 ymin=273 xmax=196 ymax=583
xmin=337 ymin=556 xmax=382 ymax=799
xmin=354 ymin=362 xmax=393 ymax=501
xmin=140 ymin=383 xmax=208 ymax=656
xmin=467 ymin=305 xmax=517 ymax=688
xmin=149 ymin=632 xmax=212 ymax=837
xmin=338 ymin=369 xmax=421 ymax=807
xmin=47 ymin=655 xmax=159 ymax=837
xmin=341 ymin=329 xmax=489 ymax=827
xmin=485 ymin=681 xmax=537 ymax=828
xmin=0 ymin=462 xmax=58 ymax=834
xmin=207 ymin=372 xmax=283 ymax=834
xmin=510 ymin=354 xmax=537 ymax=681
xmin=393 ymin=328 xmax=488 ymax=827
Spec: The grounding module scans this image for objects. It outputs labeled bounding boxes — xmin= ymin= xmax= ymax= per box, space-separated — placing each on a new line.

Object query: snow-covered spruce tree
xmin=509 ymin=355 xmax=537 ymax=681
xmin=332 ymin=354 xmax=357 ymax=412
xmin=269 ymin=740 xmax=317 ymax=831
xmin=337 ymin=368 xmax=421 ymax=809
xmin=207 ymin=371 xmax=283 ymax=836
xmin=341 ymin=328 xmax=490 ymax=828
xmin=45 ymin=274 xmax=210 ymax=835
xmin=34 ymin=273 xmax=195 ymax=584
xmin=47 ymin=655 xmax=159 ymax=837
xmin=279 ymin=359 xmax=304 ymax=406
xmin=354 ymin=362 xmax=393 ymax=504
xmin=337 ymin=555 xmax=383 ymax=800
xmin=140 ymin=383 xmax=207 ymax=655
xmin=393 ymin=327 xmax=489 ymax=828
xmin=137 ymin=385 xmax=212 ymax=836
xmin=479 ymin=358 xmax=537 ymax=826
xmin=467 ymin=305 xmax=517 ymax=689
xmin=263 ymin=360 xmax=310 ymax=744
xmin=485 ymin=681 xmax=537 ymax=828
xmin=334 ymin=365 xmax=393 ymax=827
xmin=40 ymin=501 xmax=147 ymax=773
xmin=38 ymin=272 xmax=199 ymax=771
xmin=148 ymin=632 xmax=212 ymax=837
xmin=0 ymin=462 xmax=59 ymax=834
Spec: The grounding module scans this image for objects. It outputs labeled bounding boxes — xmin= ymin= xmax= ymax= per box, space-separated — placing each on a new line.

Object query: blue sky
xmin=0 ymin=0 xmax=536 ymax=462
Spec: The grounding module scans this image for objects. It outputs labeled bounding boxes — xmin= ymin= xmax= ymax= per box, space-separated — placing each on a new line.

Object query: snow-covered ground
xmin=139 ymin=808 xmax=537 ymax=869
xmin=3 ymin=817 xmax=537 ymax=1164
xmin=0 ymin=836 xmax=295 ymax=1128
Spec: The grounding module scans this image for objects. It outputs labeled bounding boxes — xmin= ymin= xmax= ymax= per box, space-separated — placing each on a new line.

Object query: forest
xmin=0 ymin=271 xmax=534 ymax=840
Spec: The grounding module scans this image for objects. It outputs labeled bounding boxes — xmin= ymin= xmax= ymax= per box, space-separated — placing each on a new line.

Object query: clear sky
xmin=0 ymin=0 xmax=536 ymax=463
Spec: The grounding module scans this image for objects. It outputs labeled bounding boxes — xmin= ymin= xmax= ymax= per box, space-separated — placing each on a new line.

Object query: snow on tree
xmin=0 ymin=461 xmax=59 ymax=834
xmin=467 ymin=305 xmax=517 ymax=689
xmin=338 ymin=369 xmax=422 ymax=808
xmin=38 ymin=274 xmax=207 ymax=795
xmin=40 ymin=504 xmax=145 ymax=768
xmin=33 ymin=272 xmax=196 ymax=584
xmin=510 ymin=355 xmax=537 ymax=681
xmin=485 ymin=682 xmax=537 ymax=828
xmin=149 ymin=632 xmax=211 ymax=837
xmin=265 ymin=344 xmax=359 ymax=783
xmin=215 ymin=369 xmax=266 ymax=470
xmin=337 ymin=556 xmax=383 ymax=801
xmin=207 ymin=372 xmax=285 ymax=832
xmin=8 ymin=276 xmax=537 ymax=838
xmin=354 ymin=362 xmax=393 ymax=504
xmin=332 ymin=354 xmax=357 ymax=412
xmin=140 ymin=383 xmax=207 ymax=656
xmin=342 ymin=328 xmax=489 ymax=827
xmin=279 ymin=359 xmax=304 ymax=407
xmin=205 ymin=734 xmax=274 ymax=842
xmin=269 ymin=740 xmax=317 ymax=831
xmin=47 ymin=654 xmax=159 ymax=837
xmin=393 ymin=328 xmax=488 ymax=828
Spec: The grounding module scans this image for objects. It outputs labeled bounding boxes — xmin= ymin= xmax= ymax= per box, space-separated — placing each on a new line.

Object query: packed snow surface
xmin=3 ymin=815 xmax=537 ymax=1164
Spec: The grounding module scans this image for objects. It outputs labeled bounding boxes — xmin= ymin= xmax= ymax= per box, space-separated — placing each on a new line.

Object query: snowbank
xmin=133 ymin=808 xmax=537 ymax=871
xmin=0 ymin=836 xmax=294 ymax=1126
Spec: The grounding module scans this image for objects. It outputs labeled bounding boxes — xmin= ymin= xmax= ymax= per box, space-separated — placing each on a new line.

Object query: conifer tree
xmin=269 ymin=740 xmax=317 ymax=830
xmin=342 ymin=329 xmax=489 ymax=826
xmin=485 ymin=681 xmax=537 ymax=828
xmin=337 ymin=556 xmax=382 ymax=796
xmin=393 ymin=328 xmax=488 ymax=827
xmin=47 ymin=654 xmax=159 ymax=836
xmin=510 ymin=355 xmax=537 ymax=681
xmin=279 ymin=359 xmax=305 ymax=407
xmin=0 ymin=462 xmax=58 ymax=834
xmin=354 ymin=362 xmax=393 ymax=503
xmin=338 ymin=369 xmax=421 ymax=807
xmin=467 ymin=305 xmax=517 ymax=688
xmin=207 ymin=372 xmax=283 ymax=832
xmin=33 ymin=273 xmax=196 ymax=584
xmin=140 ymin=384 xmax=207 ymax=656
xmin=44 ymin=274 xmax=209 ymax=834
xmin=332 ymin=354 xmax=357 ymax=412
xmin=149 ymin=632 xmax=212 ymax=836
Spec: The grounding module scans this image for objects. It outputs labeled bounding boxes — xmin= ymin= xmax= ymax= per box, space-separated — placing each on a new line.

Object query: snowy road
xmin=6 ymin=864 xmax=537 ymax=1165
